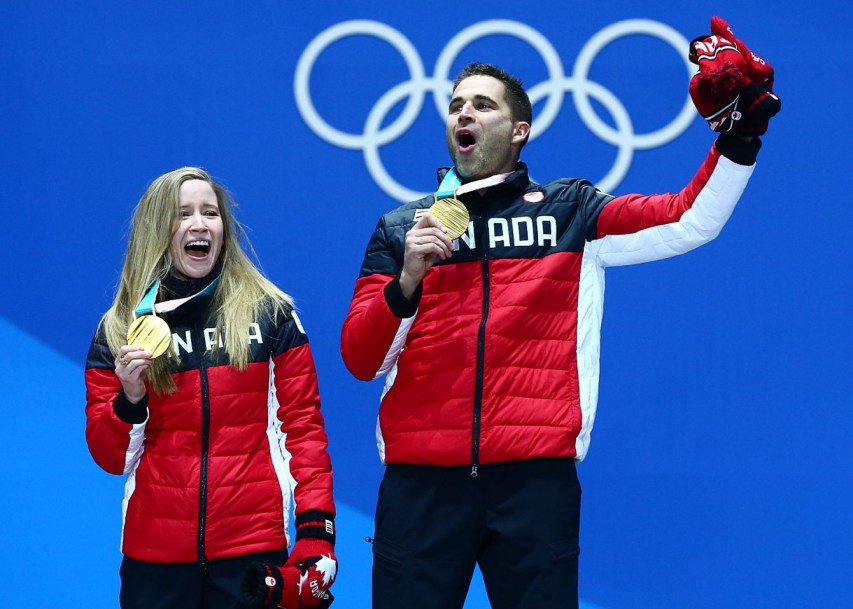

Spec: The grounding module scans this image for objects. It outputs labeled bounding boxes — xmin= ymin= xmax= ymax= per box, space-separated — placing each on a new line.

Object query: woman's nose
xmin=189 ymin=212 xmax=207 ymax=229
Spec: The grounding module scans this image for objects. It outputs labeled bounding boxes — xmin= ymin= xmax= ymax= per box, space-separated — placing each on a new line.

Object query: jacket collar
xmin=161 ymin=258 xmax=222 ymax=300
xmin=435 ymin=163 xmax=530 ymax=197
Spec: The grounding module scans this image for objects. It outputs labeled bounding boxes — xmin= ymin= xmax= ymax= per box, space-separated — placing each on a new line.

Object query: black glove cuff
xmin=319 ymin=591 xmax=335 ymax=608
xmin=295 ymin=510 xmax=336 ymax=545
xmin=715 ymin=132 xmax=762 ymax=166
xmin=114 ymin=389 xmax=149 ymax=424
xmin=384 ymin=275 xmax=421 ymax=318
xmin=241 ymin=562 xmax=283 ymax=609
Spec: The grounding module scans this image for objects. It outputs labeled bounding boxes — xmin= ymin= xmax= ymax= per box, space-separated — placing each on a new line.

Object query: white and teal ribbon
xmin=436 ymin=168 xmax=464 ymax=199
xmin=134 ymin=276 xmax=220 ymax=316
xmin=435 ymin=168 xmax=513 ymax=199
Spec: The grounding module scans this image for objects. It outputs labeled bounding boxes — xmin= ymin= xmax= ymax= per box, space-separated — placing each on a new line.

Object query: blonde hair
xmin=102 ymin=167 xmax=292 ymax=395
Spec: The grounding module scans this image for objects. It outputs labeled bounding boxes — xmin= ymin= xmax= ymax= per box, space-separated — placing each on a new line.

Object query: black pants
xmin=372 ymin=458 xmax=581 ymax=609
xmin=119 ymin=549 xmax=287 ymax=609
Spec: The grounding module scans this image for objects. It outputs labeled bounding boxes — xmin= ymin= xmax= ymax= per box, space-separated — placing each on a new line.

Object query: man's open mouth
xmin=457 ymin=130 xmax=476 ymax=152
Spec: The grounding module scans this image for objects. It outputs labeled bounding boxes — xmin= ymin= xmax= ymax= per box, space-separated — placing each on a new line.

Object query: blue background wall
xmin=1 ymin=1 xmax=850 ymax=607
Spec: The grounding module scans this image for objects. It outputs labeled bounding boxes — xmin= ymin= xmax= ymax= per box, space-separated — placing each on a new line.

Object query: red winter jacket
xmin=341 ymin=138 xmax=757 ymax=469
xmin=85 ymin=291 xmax=334 ymax=563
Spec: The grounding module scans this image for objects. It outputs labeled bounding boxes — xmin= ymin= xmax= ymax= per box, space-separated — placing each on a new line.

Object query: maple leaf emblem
xmin=314 ymin=554 xmax=338 ymax=586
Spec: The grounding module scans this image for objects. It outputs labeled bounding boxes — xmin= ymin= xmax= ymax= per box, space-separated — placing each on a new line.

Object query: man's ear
xmin=512 ymin=121 xmax=531 ymax=146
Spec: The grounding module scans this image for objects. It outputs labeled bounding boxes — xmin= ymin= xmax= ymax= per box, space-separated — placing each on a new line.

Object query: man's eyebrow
xmin=449 ymin=94 xmax=498 ymax=108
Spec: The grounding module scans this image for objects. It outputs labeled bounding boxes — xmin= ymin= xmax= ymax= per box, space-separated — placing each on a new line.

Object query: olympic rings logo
xmin=295 ymin=19 xmax=696 ymax=201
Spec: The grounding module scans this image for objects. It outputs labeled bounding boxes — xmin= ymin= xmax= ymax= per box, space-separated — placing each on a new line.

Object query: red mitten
xmin=241 ymin=511 xmax=337 ymax=609
xmin=282 ymin=511 xmax=337 ymax=607
xmin=689 ymin=17 xmax=781 ymax=134
xmin=241 ymin=561 xmax=335 ymax=609
xmin=689 ymin=30 xmax=748 ymax=132
xmin=710 ymin=16 xmax=774 ymax=89
xmin=283 ymin=538 xmax=338 ymax=606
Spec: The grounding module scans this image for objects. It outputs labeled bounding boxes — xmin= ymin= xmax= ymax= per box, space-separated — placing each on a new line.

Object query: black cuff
xmin=241 ymin=562 xmax=283 ymax=609
xmin=384 ymin=276 xmax=421 ymax=318
xmin=715 ymin=132 xmax=763 ymax=166
xmin=114 ymin=389 xmax=149 ymax=424
xmin=295 ymin=510 xmax=336 ymax=544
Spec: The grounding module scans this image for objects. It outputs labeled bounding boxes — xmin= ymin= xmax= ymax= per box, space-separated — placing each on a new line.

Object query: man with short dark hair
xmin=341 ymin=20 xmax=778 ymax=609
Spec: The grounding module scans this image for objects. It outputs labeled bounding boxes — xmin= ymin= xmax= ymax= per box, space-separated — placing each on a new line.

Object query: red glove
xmin=709 ymin=16 xmax=774 ymax=89
xmin=241 ymin=560 xmax=334 ymax=609
xmin=283 ymin=537 xmax=337 ymax=606
xmin=688 ymin=16 xmax=781 ymax=134
xmin=241 ymin=512 xmax=337 ymax=609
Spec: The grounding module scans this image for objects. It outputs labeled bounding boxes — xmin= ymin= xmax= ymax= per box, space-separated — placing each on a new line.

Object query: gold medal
xmin=127 ymin=314 xmax=172 ymax=358
xmin=429 ymin=196 xmax=469 ymax=240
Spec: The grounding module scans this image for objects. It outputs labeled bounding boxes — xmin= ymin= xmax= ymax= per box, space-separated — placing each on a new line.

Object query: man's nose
xmin=458 ymin=102 xmax=475 ymax=123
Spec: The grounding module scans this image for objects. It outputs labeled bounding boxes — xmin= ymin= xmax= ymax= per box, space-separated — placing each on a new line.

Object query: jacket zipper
xmin=197 ymin=355 xmax=211 ymax=568
xmin=471 ymin=215 xmax=490 ymax=478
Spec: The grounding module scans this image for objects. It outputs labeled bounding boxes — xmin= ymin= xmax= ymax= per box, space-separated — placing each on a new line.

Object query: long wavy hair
xmin=101 ymin=167 xmax=292 ymax=395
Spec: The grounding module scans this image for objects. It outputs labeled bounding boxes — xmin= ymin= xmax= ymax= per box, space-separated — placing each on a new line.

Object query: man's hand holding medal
xmin=400 ymin=189 xmax=470 ymax=300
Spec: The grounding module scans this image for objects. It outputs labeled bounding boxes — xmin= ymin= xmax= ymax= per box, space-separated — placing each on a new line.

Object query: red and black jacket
xmin=341 ymin=137 xmax=758 ymax=469
xmin=85 ymin=288 xmax=334 ymax=563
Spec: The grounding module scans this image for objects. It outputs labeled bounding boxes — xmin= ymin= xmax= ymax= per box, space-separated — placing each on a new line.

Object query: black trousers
xmin=372 ymin=458 xmax=581 ymax=609
xmin=119 ymin=549 xmax=287 ymax=609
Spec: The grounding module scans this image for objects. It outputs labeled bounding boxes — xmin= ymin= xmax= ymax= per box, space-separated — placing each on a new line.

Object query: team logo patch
xmin=523 ymin=191 xmax=545 ymax=203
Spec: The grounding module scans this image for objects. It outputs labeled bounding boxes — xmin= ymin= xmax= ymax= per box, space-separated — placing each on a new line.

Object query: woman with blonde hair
xmin=85 ymin=167 xmax=337 ymax=609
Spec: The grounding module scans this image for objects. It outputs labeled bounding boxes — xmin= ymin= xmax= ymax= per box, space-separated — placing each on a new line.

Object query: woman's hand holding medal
xmin=115 ymin=314 xmax=172 ymax=404
xmin=115 ymin=345 xmax=154 ymax=403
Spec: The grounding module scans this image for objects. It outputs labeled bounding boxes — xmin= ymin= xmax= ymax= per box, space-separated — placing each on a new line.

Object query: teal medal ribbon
xmin=436 ymin=168 xmax=463 ymax=199
xmin=134 ymin=276 xmax=220 ymax=316
xmin=429 ymin=168 xmax=512 ymax=241
xmin=428 ymin=168 xmax=470 ymax=241
xmin=126 ymin=276 xmax=218 ymax=357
